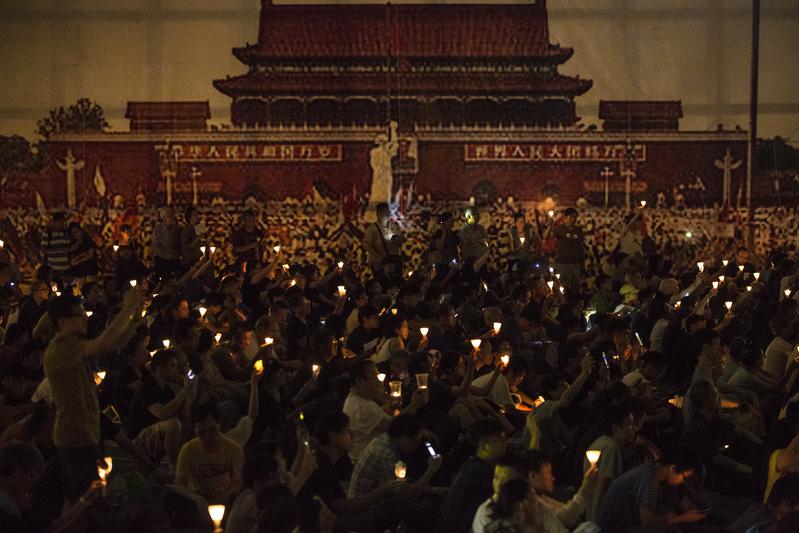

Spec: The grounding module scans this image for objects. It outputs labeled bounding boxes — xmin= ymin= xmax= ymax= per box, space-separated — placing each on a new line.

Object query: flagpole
xmin=747 ymin=0 xmax=759 ymax=225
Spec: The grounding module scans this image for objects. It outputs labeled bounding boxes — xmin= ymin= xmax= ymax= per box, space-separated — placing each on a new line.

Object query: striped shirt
xmin=40 ymin=227 xmax=70 ymax=272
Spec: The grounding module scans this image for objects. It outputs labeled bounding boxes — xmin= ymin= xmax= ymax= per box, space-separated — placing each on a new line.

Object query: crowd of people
xmin=0 ymin=196 xmax=798 ymax=533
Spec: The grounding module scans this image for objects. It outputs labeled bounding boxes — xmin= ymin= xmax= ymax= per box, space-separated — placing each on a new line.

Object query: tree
xmin=0 ymin=135 xmax=42 ymax=173
xmin=36 ymin=98 xmax=109 ymax=140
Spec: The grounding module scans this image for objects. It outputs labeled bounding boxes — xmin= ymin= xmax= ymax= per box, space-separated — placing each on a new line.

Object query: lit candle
xmin=470 ymin=339 xmax=482 ymax=350
xmin=162 ymin=339 xmax=171 ymax=349
xmin=86 ymin=311 xmax=93 ymax=318
xmin=419 ymin=327 xmax=429 ymax=337
xmin=0 ymin=239 xmax=3 ymax=247
xmin=519 ymin=236 xmax=525 ymax=245
xmin=263 ymin=337 xmax=274 ymax=346
xmin=389 ymin=380 xmax=402 ymax=398
xmin=407 ymin=270 xmax=414 ymax=278
xmin=337 ymin=261 xmax=344 ymax=269
xmin=200 ymin=246 xmax=206 ymax=254
xmin=337 ymin=285 xmax=347 ymax=298
xmin=415 ymin=373 xmax=429 ymax=390
xmin=289 ymin=279 xmax=296 ymax=287
xmin=209 ymin=246 xmax=216 ymax=254
xmin=208 ymin=505 xmax=225 ymax=530
xmin=493 ymin=322 xmax=502 ymax=335
xmin=141 ymin=310 xmax=148 ymax=318
xmin=753 ymin=272 xmax=760 ymax=281
xmin=273 ymin=245 xmax=281 ymax=253
xmin=394 ymin=461 xmax=407 ymax=480
xmin=500 ymin=354 xmax=510 ymax=367
xmin=198 ymin=306 xmax=207 ymax=318
xmin=559 ymin=286 xmax=565 ymax=294
xmin=282 ymin=263 xmax=290 ymax=271
xmin=96 ymin=371 xmax=106 ymax=382
xmin=548 ymin=210 xmax=555 ymax=218
xmin=51 ymin=284 xmax=58 ymax=293
xmin=746 ymin=286 xmax=752 ymax=292
xmin=555 ymin=273 xmax=561 ymax=280
xmin=214 ymin=332 xmax=222 ymax=343
xmin=129 ymin=280 xmax=137 ymax=287
xmin=712 ymin=281 xmax=718 ymax=290
xmin=149 ymin=350 xmax=157 ymax=357
xmin=738 ymin=264 xmax=744 ymax=272
xmin=377 ymin=373 xmax=386 ymax=383
xmin=719 ymin=276 xmax=725 ymax=283
xmin=98 ymin=465 xmax=107 ymax=496
xmin=113 ymin=244 xmax=119 ymax=252
xmin=391 ymin=308 xmax=398 ymax=315
xmin=686 ymin=231 xmax=693 ymax=239
xmin=547 ymin=280 xmax=554 ymax=290
xmin=104 ymin=457 xmax=113 ymax=474
xmin=725 ymin=301 xmax=732 ymax=311
xmin=253 ymin=360 xmax=264 ymax=374
xmin=55 ymin=291 xmax=61 ymax=297
xmin=586 ymin=450 xmax=601 ymax=466
xmin=786 ymin=289 xmax=792 ymax=298
xmin=722 ymin=259 xmax=729 ymax=267
xmin=640 ymin=200 xmax=647 ymax=208
xmin=312 ymin=364 xmax=320 ymax=377
xmin=697 ymin=261 xmax=704 ymax=272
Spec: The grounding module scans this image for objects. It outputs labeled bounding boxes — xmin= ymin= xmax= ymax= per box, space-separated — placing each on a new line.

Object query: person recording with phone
xmin=432 ymin=212 xmax=460 ymax=267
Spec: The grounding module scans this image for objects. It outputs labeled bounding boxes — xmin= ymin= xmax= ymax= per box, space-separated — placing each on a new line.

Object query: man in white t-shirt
xmin=342 ymin=360 xmax=427 ymax=460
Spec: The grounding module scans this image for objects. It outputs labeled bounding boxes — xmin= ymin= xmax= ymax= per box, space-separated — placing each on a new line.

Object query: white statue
xmin=369 ymin=121 xmax=399 ymax=207
xmin=56 ymin=148 xmax=84 ymax=209
xmin=714 ymin=149 xmax=742 ymax=207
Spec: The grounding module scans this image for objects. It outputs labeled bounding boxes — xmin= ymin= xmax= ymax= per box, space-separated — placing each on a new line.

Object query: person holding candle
xmin=583 ymin=405 xmax=639 ymax=522
xmin=527 ymin=449 xmax=598 ymax=531
xmin=348 ymin=415 xmax=442 ymax=530
xmin=363 ymin=203 xmax=404 ymax=275
xmin=343 ymin=361 xmax=427 ymax=460
xmin=43 ymin=289 xmax=143 ymax=503
xmin=295 ymin=411 xmax=405 ymax=532
xmin=542 ymin=207 xmax=585 ymax=293
xmin=125 ymin=349 xmax=191 ymax=477
xmin=509 ymin=212 xmax=539 ymax=264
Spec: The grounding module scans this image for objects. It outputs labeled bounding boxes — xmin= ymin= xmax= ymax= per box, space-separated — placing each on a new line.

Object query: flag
xmin=93 ymin=164 xmax=107 ymax=197
xmin=35 ymin=192 xmax=46 ymax=218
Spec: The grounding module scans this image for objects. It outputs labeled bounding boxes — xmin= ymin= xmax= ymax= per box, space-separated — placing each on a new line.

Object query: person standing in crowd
xmin=180 ymin=206 xmax=204 ymax=270
xmin=39 ymin=211 xmax=70 ymax=284
xmin=151 ymin=206 xmax=182 ymax=278
xmin=460 ymin=207 xmax=489 ymax=263
xmin=509 ymin=212 xmax=540 ymax=264
xmin=114 ymin=223 xmax=146 ymax=283
xmin=363 ymin=202 xmax=403 ymax=274
xmin=67 ymin=223 xmax=99 ymax=281
xmin=43 ymin=289 xmax=142 ymax=503
xmin=232 ymin=209 xmax=261 ymax=266
xmin=544 ymin=207 xmax=585 ymax=293
xmin=432 ymin=211 xmax=460 ymax=266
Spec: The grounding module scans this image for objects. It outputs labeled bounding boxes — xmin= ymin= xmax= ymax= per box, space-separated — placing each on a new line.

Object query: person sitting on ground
xmin=597 ymin=446 xmax=706 ymax=529
xmin=175 ymin=403 xmax=244 ymax=504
